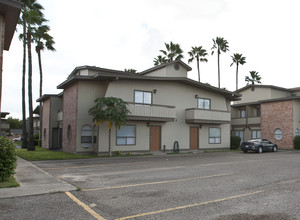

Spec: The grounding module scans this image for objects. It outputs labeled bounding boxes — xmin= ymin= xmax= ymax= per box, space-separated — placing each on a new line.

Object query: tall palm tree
xmin=19 ymin=0 xmax=45 ymax=150
xmin=159 ymin=41 xmax=184 ymax=62
xmin=188 ymin=46 xmax=208 ymax=82
xmin=245 ymin=71 xmax=262 ymax=85
xmin=33 ymin=24 xmax=55 ymax=138
xmin=230 ymin=53 xmax=246 ymax=90
xmin=211 ymin=37 xmax=229 ymax=88
xmin=153 ymin=55 xmax=167 ymax=66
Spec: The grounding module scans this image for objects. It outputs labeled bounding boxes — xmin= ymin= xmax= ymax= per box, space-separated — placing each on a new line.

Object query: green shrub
xmin=34 ymin=133 xmax=39 ymax=140
xmin=231 ymin=136 xmax=241 ymax=150
xmin=114 ymin=151 xmax=122 ymax=156
xmin=293 ymin=136 xmax=300 ymax=149
xmin=0 ymin=137 xmax=17 ymax=181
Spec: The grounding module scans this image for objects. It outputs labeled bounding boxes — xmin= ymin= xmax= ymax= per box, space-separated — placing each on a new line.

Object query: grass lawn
xmin=0 ymin=176 xmax=20 ymax=188
xmin=16 ymin=146 xmax=98 ymax=161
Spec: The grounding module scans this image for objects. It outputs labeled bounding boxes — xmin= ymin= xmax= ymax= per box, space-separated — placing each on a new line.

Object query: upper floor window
xmin=256 ymin=106 xmax=261 ymax=117
xmin=134 ymin=90 xmax=152 ymax=104
xmin=240 ymin=109 xmax=246 ymax=118
xmin=198 ymin=98 xmax=210 ymax=110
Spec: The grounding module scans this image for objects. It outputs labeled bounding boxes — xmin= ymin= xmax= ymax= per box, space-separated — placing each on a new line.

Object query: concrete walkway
xmin=0 ymin=157 xmax=76 ymax=199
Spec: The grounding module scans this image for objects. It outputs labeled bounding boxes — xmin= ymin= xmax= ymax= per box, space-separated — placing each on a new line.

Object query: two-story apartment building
xmin=38 ymin=60 xmax=240 ymax=154
xmin=231 ymin=85 xmax=300 ymax=148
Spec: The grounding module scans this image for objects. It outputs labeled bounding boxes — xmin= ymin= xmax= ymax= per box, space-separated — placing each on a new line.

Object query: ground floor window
xmin=117 ymin=125 xmax=136 ymax=145
xmin=81 ymin=125 xmax=97 ymax=148
xmin=234 ymin=130 xmax=244 ymax=143
xmin=209 ymin=128 xmax=221 ymax=144
xmin=252 ymin=130 xmax=261 ymax=139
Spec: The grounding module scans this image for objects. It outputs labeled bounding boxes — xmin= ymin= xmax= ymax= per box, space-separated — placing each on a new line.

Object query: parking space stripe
xmin=65 ymin=191 xmax=106 ymax=220
xmin=81 ymin=173 xmax=233 ymax=191
xmin=43 ymin=161 xmax=149 ymax=170
xmin=115 ymin=190 xmax=265 ymax=220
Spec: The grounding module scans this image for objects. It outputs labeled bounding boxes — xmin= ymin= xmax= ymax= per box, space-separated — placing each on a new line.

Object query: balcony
xmin=185 ymin=108 xmax=230 ymax=124
xmin=127 ymin=102 xmax=176 ymax=122
xmin=231 ymin=117 xmax=260 ymax=126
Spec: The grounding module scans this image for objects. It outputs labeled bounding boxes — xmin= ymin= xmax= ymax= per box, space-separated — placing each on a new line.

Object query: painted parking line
xmin=42 ymin=161 xmax=149 ymax=170
xmin=65 ymin=191 xmax=106 ymax=220
xmin=81 ymin=173 xmax=233 ymax=191
xmin=115 ymin=190 xmax=265 ymax=220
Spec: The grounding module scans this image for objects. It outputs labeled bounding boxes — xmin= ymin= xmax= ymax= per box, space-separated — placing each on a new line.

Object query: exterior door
xmin=150 ymin=126 xmax=161 ymax=151
xmin=190 ymin=127 xmax=199 ymax=150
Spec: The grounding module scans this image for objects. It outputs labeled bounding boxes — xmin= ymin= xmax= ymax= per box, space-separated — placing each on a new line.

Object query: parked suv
xmin=241 ymin=139 xmax=278 ymax=153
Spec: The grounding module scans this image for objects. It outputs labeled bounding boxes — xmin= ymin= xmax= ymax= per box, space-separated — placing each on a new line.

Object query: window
xmin=274 ymin=128 xmax=283 ymax=140
xmin=81 ymin=125 xmax=92 ymax=148
xmin=134 ymin=90 xmax=152 ymax=104
xmin=198 ymin=98 xmax=210 ymax=109
xmin=117 ymin=125 xmax=136 ymax=145
xmin=295 ymin=128 xmax=299 ymax=136
xmin=240 ymin=109 xmax=246 ymax=118
xmin=234 ymin=130 xmax=244 ymax=143
xmin=209 ymin=128 xmax=221 ymax=144
xmin=256 ymin=107 xmax=261 ymax=117
xmin=43 ymin=128 xmax=47 ymax=140
xmin=252 ymin=130 xmax=261 ymax=139
xmin=81 ymin=125 xmax=97 ymax=148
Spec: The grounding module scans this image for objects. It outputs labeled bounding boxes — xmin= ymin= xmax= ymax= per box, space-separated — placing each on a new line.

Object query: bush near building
xmin=231 ymin=136 xmax=241 ymax=150
xmin=293 ymin=136 xmax=300 ymax=149
xmin=0 ymin=137 xmax=17 ymax=181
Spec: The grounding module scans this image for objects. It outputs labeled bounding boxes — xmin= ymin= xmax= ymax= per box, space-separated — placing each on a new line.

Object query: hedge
xmin=0 ymin=137 xmax=17 ymax=181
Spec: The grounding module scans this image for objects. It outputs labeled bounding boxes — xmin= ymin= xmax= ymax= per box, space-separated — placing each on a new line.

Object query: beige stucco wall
xmin=76 ymin=81 xmax=108 ymax=153
xmin=143 ymin=63 xmax=188 ymax=78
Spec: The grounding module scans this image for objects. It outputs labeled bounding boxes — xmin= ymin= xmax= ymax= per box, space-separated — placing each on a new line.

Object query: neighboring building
xmin=0 ymin=112 xmax=10 ymax=136
xmin=231 ymin=85 xmax=300 ymax=148
xmin=0 ymin=0 xmax=21 ymax=130
xmin=38 ymin=61 xmax=240 ymax=154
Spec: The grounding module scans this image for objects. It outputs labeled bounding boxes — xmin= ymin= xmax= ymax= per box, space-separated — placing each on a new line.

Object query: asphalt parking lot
xmin=1 ymin=151 xmax=300 ymax=220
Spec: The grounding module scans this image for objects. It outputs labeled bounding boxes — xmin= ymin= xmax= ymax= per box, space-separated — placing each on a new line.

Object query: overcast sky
xmin=3 ymin=0 xmax=300 ymax=119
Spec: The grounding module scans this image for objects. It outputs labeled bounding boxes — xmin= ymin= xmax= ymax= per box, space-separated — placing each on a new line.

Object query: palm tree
xmin=230 ymin=53 xmax=246 ymax=90
xmin=159 ymin=41 xmax=184 ymax=62
xmin=188 ymin=46 xmax=208 ymax=82
xmin=245 ymin=71 xmax=262 ymax=85
xmin=153 ymin=55 xmax=167 ymax=66
xmin=211 ymin=37 xmax=229 ymax=88
xmin=19 ymin=0 xmax=45 ymax=150
xmin=33 ymin=24 xmax=55 ymax=139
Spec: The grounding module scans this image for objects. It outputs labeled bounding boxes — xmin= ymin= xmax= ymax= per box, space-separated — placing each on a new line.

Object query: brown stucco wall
xmin=41 ymin=99 xmax=50 ymax=149
xmin=62 ymin=83 xmax=78 ymax=153
xmin=261 ymin=100 xmax=294 ymax=148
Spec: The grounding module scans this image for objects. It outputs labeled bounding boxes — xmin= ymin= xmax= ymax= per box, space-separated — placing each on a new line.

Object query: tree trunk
xmin=108 ymin=128 xmax=111 ymax=157
xmin=22 ymin=23 xmax=27 ymax=149
xmin=197 ymin=58 xmax=200 ymax=82
xmin=217 ymin=49 xmax=220 ymax=88
xmin=27 ymin=28 xmax=35 ymax=151
xmin=236 ymin=63 xmax=239 ymax=91
xmin=37 ymin=49 xmax=43 ymax=139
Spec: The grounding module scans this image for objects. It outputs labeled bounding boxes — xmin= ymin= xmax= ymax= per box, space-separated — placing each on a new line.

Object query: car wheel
xmin=272 ymin=146 xmax=278 ymax=152
xmin=258 ymin=146 xmax=263 ymax=154
xmin=243 ymin=150 xmax=248 ymax=153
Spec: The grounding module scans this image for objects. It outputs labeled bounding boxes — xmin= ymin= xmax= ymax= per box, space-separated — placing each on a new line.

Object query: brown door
xmin=150 ymin=126 xmax=161 ymax=151
xmin=190 ymin=127 xmax=199 ymax=150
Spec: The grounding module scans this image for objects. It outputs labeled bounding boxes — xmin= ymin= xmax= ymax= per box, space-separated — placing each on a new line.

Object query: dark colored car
xmin=240 ymin=139 xmax=278 ymax=153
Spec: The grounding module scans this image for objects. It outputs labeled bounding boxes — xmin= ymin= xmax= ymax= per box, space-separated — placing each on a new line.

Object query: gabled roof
xmin=0 ymin=0 xmax=21 ymax=50
xmin=57 ymin=65 xmax=241 ymax=101
xmin=235 ymin=84 xmax=293 ymax=93
xmin=139 ymin=60 xmax=192 ymax=75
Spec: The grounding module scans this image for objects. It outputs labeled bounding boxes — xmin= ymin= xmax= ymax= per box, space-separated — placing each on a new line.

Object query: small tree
xmin=231 ymin=136 xmax=241 ymax=150
xmin=88 ymin=97 xmax=130 ymax=156
xmin=293 ymin=136 xmax=300 ymax=149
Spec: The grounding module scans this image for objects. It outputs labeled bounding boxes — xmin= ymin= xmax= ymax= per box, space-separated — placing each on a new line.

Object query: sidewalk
xmin=0 ymin=157 xmax=76 ymax=199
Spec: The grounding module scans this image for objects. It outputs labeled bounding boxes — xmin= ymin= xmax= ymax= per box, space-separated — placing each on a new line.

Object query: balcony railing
xmin=185 ymin=108 xmax=230 ymax=124
xmin=231 ymin=116 xmax=260 ymax=126
xmin=127 ymin=102 xmax=176 ymax=122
